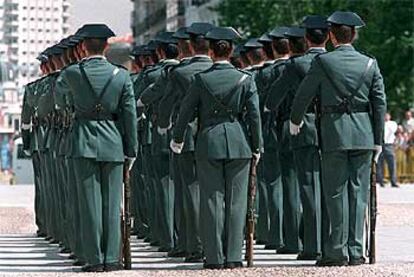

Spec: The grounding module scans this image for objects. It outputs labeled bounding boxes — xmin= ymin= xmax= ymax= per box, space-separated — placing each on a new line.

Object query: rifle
xmin=369 ymin=157 xmax=378 ymax=264
xmin=122 ymin=165 xmax=132 ymax=269
xmin=245 ymin=156 xmax=258 ymax=267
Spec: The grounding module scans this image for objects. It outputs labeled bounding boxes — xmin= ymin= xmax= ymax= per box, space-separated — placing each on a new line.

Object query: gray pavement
xmin=0 ymin=183 xmax=413 ymax=276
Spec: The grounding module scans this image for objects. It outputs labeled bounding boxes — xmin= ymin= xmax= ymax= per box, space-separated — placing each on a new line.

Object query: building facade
xmin=130 ymin=0 xmax=220 ymax=44
xmin=2 ymin=0 xmax=70 ymax=88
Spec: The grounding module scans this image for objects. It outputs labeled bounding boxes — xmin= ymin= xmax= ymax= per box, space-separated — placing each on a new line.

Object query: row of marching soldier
xmin=21 ymin=10 xmax=386 ymax=272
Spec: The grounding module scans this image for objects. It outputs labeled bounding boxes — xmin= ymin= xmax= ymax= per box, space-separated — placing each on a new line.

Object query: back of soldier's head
xmin=273 ymin=38 xmax=290 ymax=55
xmin=289 ymin=37 xmax=306 ymax=54
xmin=83 ymin=39 xmax=107 ymax=55
xmin=190 ymin=34 xmax=209 ymax=54
xmin=330 ymin=24 xmax=355 ymax=44
xmin=306 ymin=28 xmax=329 ymax=45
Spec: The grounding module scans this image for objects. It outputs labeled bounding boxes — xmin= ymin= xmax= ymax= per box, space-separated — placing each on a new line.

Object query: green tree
xmin=214 ymin=0 xmax=414 ymax=117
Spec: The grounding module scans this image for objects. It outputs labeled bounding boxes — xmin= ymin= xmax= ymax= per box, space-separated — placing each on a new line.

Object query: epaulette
xmin=111 ymin=62 xmax=128 ymax=71
xmin=357 ymin=50 xmax=376 ymax=59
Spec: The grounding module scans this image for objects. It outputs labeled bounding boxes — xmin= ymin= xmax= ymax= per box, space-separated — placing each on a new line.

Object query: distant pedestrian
xmin=377 ymin=113 xmax=399 ymax=187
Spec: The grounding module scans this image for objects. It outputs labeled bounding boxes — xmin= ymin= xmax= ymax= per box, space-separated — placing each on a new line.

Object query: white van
xmin=12 ymin=137 xmax=34 ymax=185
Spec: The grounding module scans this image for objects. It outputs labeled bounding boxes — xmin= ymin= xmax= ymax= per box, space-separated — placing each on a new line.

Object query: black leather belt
xmin=321 ymin=103 xmax=370 ymax=114
xmin=76 ymin=113 xmax=118 ymax=121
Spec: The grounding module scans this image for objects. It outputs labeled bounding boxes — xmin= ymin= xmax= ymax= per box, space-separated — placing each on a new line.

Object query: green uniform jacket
xmin=173 ymin=62 xmax=263 ymax=160
xmin=158 ymin=55 xmax=213 ymax=152
xmin=266 ymin=48 xmax=326 ymax=149
xmin=140 ymin=59 xmax=180 ymax=155
xmin=57 ymin=57 xmax=138 ymax=161
xmin=37 ymin=73 xmax=59 ymax=151
xmin=290 ymin=45 xmax=386 ymax=152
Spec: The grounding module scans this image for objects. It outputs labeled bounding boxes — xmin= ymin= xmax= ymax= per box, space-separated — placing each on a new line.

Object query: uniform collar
xmin=335 ymin=44 xmax=355 ymax=51
xmin=193 ymin=54 xmax=211 ymax=59
xmin=162 ymin=59 xmax=179 ymax=64
xmin=212 ymin=60 xmax=234 ymax=69
xmin=251 ymin=62 xmax=265 ymax=69
xmin=82 ymin=55 xmax=106 ymax=62
xmin=307 ymin=47 xmax=326 ymax=53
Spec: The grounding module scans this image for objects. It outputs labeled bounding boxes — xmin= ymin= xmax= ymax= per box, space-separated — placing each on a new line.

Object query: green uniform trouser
xmin=153 ymin=152 xmax=174 ymax=249
xmin=197 ymin=159 xmax=250 ymax=265
xmin=32 ymin=152 xmax=45 ymax=234
xmin=264 ymin=148 xmax=284 ymax=248
xmin=172 ymin=153 xmax=186 ymax=253
xmin=131 ymin=147 xmax=148 ymax=236
xmin=68 ymin=158 xmax=86 ymax=262
xmin=179 ymin=152 xmax=202 ymax=255
xmin=142 ymin=145 xmax=158 ymax=243
xmin=279 ymin=149 xmax=302 ymax=252
xmin=321 ymin=150 xmax=372 ymax=261
xmin=74 ymin=158 xmax=123 ymax=265
xmin=294 ymin=146 xmax=321 ymax=255
xmin=38 ymin=151 xmax=51 ymax=236
xmin=256 ymin=160 xmax=269 ymax=243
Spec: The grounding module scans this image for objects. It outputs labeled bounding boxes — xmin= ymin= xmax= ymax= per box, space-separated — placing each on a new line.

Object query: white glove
xmin=23 ymin=150 xmax=31 ymax=157
xmin=137 ymin=99 xmax=145 ymax=108
xmin=289 ymin=120 xmax=304 ymax=136
xmin=125 ymin=157 xmax=136 ymax=171
xmin=253 ymin=152 xmax=261 ymax=166
xmin=374 ymin=145 xmax=382 ymax=164
xmin=170 ymin=139 xmax=184 ymax=154
xmin=158 ymin=126 xmax=168 ymax=135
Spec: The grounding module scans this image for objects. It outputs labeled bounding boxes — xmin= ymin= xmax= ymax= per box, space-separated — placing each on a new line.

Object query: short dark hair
xmin=261 ymin=41 xmax=274 ymax=60
xmin=306 ymin=28 xmax=329 ymax=45
xmin=83 ymin=38 xmax=107 ymax=54
xmin=178 ymin=39 xmax=192 ymax=57
xmin=246 ymin=48 xmax=265 ymax=64
xmin=330 ymin=24 xmax=355 ymax=44
xmin=289 ymin=37 xmax=306 ymax=54
xmin=190 ymin=34 xmax=209 ymax=54
xmin=273 ymin=38 xmax=290 ymax=55
xmin=210 ymin=40 xmax=233 ymax=58
xmin=159 ymin=43 xmax=179 ymax=59
xmin=230 ymin=57 xmax=244 ymax=68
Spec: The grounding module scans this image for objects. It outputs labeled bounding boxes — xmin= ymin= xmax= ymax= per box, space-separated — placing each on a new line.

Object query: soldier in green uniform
xmin=137 ymin=32 xmax=179 ymax=252
xmin=242 ymin=38 xmax=269 ymax=244
xmin=266 ymin=18 xmax=330 ymax=259
xmin=56 ymin=24 xmax=138 ymax=272
xmin=134 ymin=42 xmax=159 ymax=246
xmin=21 ymin=53 xmax=49 ymax=238
xmin=171 ymin=27 xmax=263 ymax=269
xmin=290 ymin=11 xmax=386 ymax=266
xmin=37 ymin=45 xmax=65 ymax=244
xmin=158 ymin=23 xmax=214 ymax=261
xmin=259 ymin=27 xmax=291 ymax=251
xmin=129 ymin=45 xmax=150 ymax=239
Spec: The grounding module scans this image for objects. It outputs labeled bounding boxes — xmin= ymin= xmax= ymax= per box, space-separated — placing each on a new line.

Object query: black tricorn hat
xmin=258 ymin=33 xmax=272 ymax=43
xmin=205 ymin=27 xmax=242 ymax=41
xmin=154 ymin=32 xmax=178 ymax=44
xmin=187 ymin=22 xmax=215 ymax=36
xmin=284 ymin=27 xmax=306 ymax=38
xmin=302 ymin=15 xmax=329 ymax=29
xmin=78 ymin=24 xmax=116 ymax=39
xmin=244 ymin=38 xmax=263 ymax=49
xmin=327 ymin=11 xmax=365 ymax=27
xmin=173 ymin=27 xmax=190 ymax=40
xmin=269 ymin=26 xmax=290 ymax=38
xmin=46 ymin=45 xmax=65 ymax=56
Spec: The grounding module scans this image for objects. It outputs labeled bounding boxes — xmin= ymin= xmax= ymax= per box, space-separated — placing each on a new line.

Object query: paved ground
xmin=0 ymin=183 xmax=413 ymax=276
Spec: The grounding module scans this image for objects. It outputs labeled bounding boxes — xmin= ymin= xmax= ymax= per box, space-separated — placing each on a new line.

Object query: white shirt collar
xmin=251 ymin=62 xmax=265 ymax=69
xmin=82 ymin=55 xmax=106 ymax=62
xmin=163 ymin=59 xmax=179 ymax=64
xmin=336 ymin=43 xmax=353 ymax=48
xmin=181 ymin=57 xmax=192 ymax=61
xmin=308 ymin=47 xmax=326 ymax=51
xmin=214 ymin=60 xmax=231 ymax=65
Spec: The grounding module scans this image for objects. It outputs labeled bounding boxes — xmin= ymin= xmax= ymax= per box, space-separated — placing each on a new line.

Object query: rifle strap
xmin=317 ymin=57 xmax=374 ymax=101
xmin=199 ymin=74 xmax=248 ymax=121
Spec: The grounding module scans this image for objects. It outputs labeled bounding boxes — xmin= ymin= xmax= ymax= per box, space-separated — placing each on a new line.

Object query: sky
xmin=69 ymin=0 xmax=133 ymax=35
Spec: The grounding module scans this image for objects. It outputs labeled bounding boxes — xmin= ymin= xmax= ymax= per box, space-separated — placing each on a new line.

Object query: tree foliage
xmin=214 ymin=0 xmax=414 ymax=117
